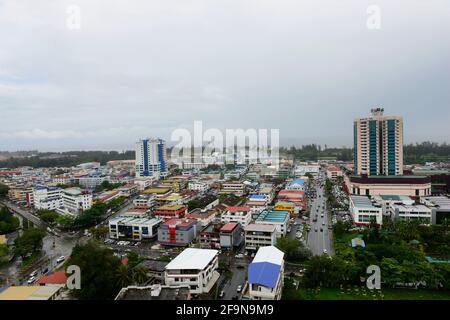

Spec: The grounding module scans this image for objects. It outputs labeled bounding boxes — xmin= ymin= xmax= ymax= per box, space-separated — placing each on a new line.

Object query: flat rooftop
xmin=245 ymin=223 xmax=276 ymax=233
xmin=350 ymin=196 xmax=381 ymax=209
xmin=256 ymin=210 xmax=289 ymax=223
xmin=165 ymin=248 xmax=219 ymax=270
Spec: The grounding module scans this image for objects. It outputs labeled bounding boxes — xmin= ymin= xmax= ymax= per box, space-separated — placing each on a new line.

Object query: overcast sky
xmin=1 ymin=0 xmax=449 ymax=151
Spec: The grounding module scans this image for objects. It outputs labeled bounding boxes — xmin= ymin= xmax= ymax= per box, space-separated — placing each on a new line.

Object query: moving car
xmin=56 ymin=256 xmax=65 ymax=264
xmin=236 ymin=285 xmax=242 ymax=293
xmin=320 ymin=228 xmax=323 ymax=232
xmin=314 ymin=228 xmax=318 ymax=232
xmin=219 ymin=290 xmax=225 ymax=298
xmin=323 ymin=249 xmax=328 ymax=254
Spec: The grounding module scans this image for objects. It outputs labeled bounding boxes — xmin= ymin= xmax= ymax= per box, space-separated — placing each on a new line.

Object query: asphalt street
xmin=306 ymin=174 xmax=334 ymax=256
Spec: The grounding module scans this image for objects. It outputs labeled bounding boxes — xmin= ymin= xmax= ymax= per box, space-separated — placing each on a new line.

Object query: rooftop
xmin=165 ymin=248 xmax=219 ymax=270
xmin=245 ymin=223 xmax=276 ymax=233
xmin=115 ymin=285 xmax=190 ymax=300
xmin=37 ymin=272 xmax=68 ymax=285
xmin=156 ymin=204 xmax=186 ymax=211
xmin=226 ymin=206 xmax=251 ymax=213
xmin=350 ymin=196 xmax=381 ymax=209
xmin=252 ymin=246 xmax=284 ymax=265
xmin=256 ymin=210 xmax=289 ymax=223
xmin=220 ymin=222 xmax=239 ymax=233
xmin=0 ymin=285 xmax=63 ymax=300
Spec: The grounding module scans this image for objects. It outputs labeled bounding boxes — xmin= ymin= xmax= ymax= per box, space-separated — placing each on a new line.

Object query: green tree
xmin=0 ymin=244 xmax=9 ymax=265
xmin=89 ymin=226 xmax=109 ymax=240
xmin=276 ymin=237 xmax=311 ymax=261
xmin=14 ymin=228 xmax=46 ymax=258
xmin=69 ymin=240 xmax=123 ymax=300
xmin=131 ymin=265 xmax=149 ymax=285
xmin=380 ymin=257 xmax=403 ymax=288
xmin=0 ymin=183 xmax=9 ymax=198
xmin=56 ymin=215 xmax=76 ymax=229
xmin=36 ymin=209 xmax=59 ymax=225
xmin=116 ymin=264 xmax=132 ymax=288
xmin=0 ymin=207 xmax=20 ymax=234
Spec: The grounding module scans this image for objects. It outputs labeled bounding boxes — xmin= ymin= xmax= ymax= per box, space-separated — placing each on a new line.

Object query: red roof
xmin=37 ymin=271 xmax=68 ymax=285
xmin=226 ymin=206 xmax=251 ymax=212
xmin=220 ymin=222 xmax=239 ymax=232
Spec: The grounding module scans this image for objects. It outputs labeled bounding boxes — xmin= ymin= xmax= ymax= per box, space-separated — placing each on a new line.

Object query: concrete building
xmin=354 ymin=108 xmax=403 ymax=176
xmin=285 ymin=179 xmax=305 ymax=191
xmin=327 ymin=165 xmax=343 ymax=180
xmin=348 ymin=175 xmax=432 ymax=197
xmin=133 ymin=194 xmax=156 ymax=209
xmin=164 ymin=248 xmax=220 ymax=294
xmin=221 ymin=206 xmax=252 ymax=227
xmin=115 ymin=284 xmax=191 ymax=300
xmin=349 ymin=196 xmax=383 ymax=226
xmin=388 ymin=203 xmax=432 ymax=224
xmin=158 ymin=218 xmax=200 ymax=246
xmin=421 ymin=196 xmax=450 ymax=224
xmin=244 ymin=223 xmax=277 ymax=252
xmin=61 ymin=187 xmax=92 ymax=215
xmin=33 ymin=186 xmax=63 ymax=210
xmin=255 ymin=210 xmax=289 ymax=238
xmin=154 ymin=204 xmax=187 ymax=219
xmin=247 ymin=246 xmax=284 ymax=300
xmin=219 ymin=222 xmax=243 ymax=249
xmin=135 ymin=138 xmax=167 ymax=179
xmin=109 ymin=216 xmax=162 ymax=240
xmin=219 ymin=181 xmax=247 ymax=196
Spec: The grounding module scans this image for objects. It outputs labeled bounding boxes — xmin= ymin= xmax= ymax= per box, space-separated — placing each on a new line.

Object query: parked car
xmin=56 ymin=256 xmax=65 ymax=264
xmin=29 ymin=270 xmax=38 ymax=278
xmin=27 ymin=276 xmax=36 ymax=284
xmin=236 ymin=285 xmax=242 ymax=293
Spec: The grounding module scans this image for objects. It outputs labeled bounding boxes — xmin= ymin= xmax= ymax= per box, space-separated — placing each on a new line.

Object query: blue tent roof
xmin=248 ymin=262 xmax=281 ymax=289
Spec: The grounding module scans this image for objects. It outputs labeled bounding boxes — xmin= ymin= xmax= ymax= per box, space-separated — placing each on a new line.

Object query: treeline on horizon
xmin=0 ymin=142 xmax=449 ymax=168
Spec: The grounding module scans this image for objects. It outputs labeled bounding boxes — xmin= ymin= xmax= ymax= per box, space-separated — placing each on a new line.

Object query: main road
xmin=306 ymin=172 xmax=334 ymax=256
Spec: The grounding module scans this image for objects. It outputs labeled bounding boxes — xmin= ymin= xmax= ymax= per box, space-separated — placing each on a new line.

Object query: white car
xmin=27 ymin=276 xmax=36 ymax=284
xmin=29 ymin=270 xmax=38 ymax=278
xmin=236 ymin=285 xmax=242 ymax=293
xmin=56 ymin=256 xmax=65 ymax=264
xmin=323 ymin=249 xmax=328 ymax=254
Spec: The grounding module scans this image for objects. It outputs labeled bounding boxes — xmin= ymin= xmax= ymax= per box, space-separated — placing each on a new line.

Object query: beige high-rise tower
xmin=353 ymin=108 xmax=403 ymax=176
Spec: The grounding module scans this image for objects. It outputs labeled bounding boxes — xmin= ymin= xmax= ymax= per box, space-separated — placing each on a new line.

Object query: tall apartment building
xmin=135 ymin=138 xmax=167 ymax=179
xmin=354 ymin=108 xmax=403 ymax=176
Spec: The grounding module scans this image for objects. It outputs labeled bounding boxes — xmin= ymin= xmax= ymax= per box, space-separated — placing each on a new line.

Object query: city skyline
xmin=1 ymin=0 xmax=450 ymax=151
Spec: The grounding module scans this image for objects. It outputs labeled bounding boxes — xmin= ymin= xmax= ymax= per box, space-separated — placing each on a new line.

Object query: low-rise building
xmin=348 ymin=175 xmax=432 ymax=197
xmin=109 ymin=216 xmax=162 ymax=240
xmin=255 ymin=210 xmax=289 ymax=238
xmin=220 ymin=182 xmax=247 ymax=196
xmin=115 ymin=284 xmax=191 ymax=300
xmin=349 ymin=196 xmax=383 ymax=226
xmin=164 ymin=248 xmax=220 ymax=294
xmin=199 ymin=223 xmax=222 ymax=249
xmin=244 ymin=224 xmax=277 ymax=252
xmin=285 ymin=179 xmax=305 ymax=191
xmin=185 ymin=208 xmax=217 ymax=227
xmin=221 ymin=206 xmax=252 ymax=227
xmin=219 ymin=222 xmax=243 ymax=249
xmin=158 ymin=218 xmax=200 ymax=246
xmin=61 ymin=187 xmax=92 ymax=215
xmin=421 ymin=196 xmax=450 ymax=224
xmin=154 ymin=204 xmax=187 ymax=219
xmin=247 ymin=246 xmax=284 ymax=300
xmin=388 ymin=203 xmax=432 ymax=223
xmin=33 ymin=186 xmax=63 ymax=210
xmin=133 ymin=194 xmax=156 ymax=209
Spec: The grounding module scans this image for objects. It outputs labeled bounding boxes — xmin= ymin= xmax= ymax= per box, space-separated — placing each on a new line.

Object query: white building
xmin=221 ymin=206 xmax=252 ymax=227
xmin=244 ymin=224 xmax=277 ymax=252
xmin=164 ymin=248 xmax=220 ymax=294
xmin=349 ymin=196 xmax=383 ymax=226
xmin=33 ymin=186 xmax=63 ymax=210
xmin=135 ymin=138 xmax=167 ymax=179
xmin=109 ymin=216 xmax=162 ymax=240
xmin=247 ymin=246 xmax=284 ymax=300
xmin=133 ymin=177 xmax=156 ymax=191
xmin=294 ymin=164 xmax=320 ymax=178
xmin=61 ymin=187 xmax=92 ymax=215
xmin=133 ymin=194 xmax=156 ymax=209
xmin=388 ymin=203 xmax=432 ymax=223
xmin=188 ymin=180 xmax=211 ymax=192
xmin=219 ymin=182 xmax=247 ymax=196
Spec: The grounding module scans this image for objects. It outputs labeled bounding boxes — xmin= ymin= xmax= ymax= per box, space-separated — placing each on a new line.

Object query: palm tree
xmin=116 ymin=265 xmax=131 ymax=288
xmin=131 ymin=266 xmax=149 ymax=285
